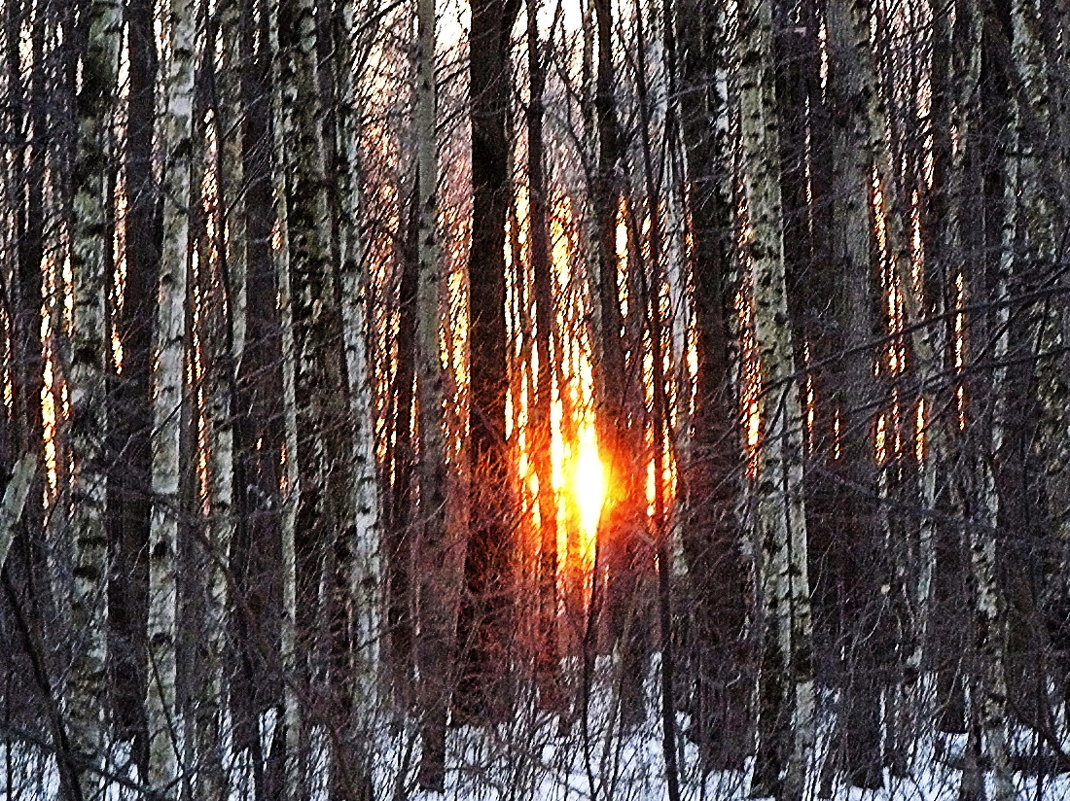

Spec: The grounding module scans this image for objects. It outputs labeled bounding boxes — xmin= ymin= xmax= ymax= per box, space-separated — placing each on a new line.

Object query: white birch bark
xmin=974 ymin=170 xmax=1015 ymax=800
xmin=962 ymin=9 xmax=1045 ymax=787
xmin=336 ymin=0 xmax=381 ymax=713
xmin=221 ymin=0 xmax=247 ymax=370
xmin=67 ymin=2 xmax=121 ymax=794
xmin=738 ymin=0 xmax=815 ymax=797
xmin=0 ymin=453 xmax=35 ymax=573
xmin=968 ymin=3 xmax=1053 ymax=798
xmin=268 ymin=2 xmax=303 ymax=798
xmin=201 ymin=373 xmax=234 ymax=799
xmin=146 ymin=0 xmax=198 ymax=793
xmin=1014 ymin=0 xmax=1067 ymax=598
xmin=414 ymin=0 xmax=455 ymax=788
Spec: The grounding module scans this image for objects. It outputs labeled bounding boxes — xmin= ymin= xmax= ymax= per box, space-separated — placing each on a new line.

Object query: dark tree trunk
xmin=385 ymin=173 xmax=419 ymax=705
xmin=525 ymin=0 xmax=561 ymax=714
xmin=454 ymin=0 xmax=522 ymax=723
xmin=231 ymin=0 xmax=284 ymax=778
xmin=588 ymin=0 xmax=650 ymax=729
xmin=772 ymin=0 xmax=840 ymax=665
xmin=106 ymin=0 xmax=157 ymax=770
xmin=675 ymin=0 xmax=751 ymax=771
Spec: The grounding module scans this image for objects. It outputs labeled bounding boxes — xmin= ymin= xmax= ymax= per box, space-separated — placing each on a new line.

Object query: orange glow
xmin=570 ymin=422 xmax=606 ymax=568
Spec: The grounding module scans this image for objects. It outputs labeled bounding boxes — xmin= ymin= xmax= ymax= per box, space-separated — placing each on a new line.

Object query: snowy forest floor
xmin=3 ymin=671 xmax=1070 ymax=800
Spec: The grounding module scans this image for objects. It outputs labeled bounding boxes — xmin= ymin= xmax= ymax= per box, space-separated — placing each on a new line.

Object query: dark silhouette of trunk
xmin=526 ymin=0 xmax=561 ymax=713
xmin=931 ymin=0 xmax=984 ymax=737
xmin=818 ymin=0 xmax=890 ymax=787
xmin=106 ymin=0 xmax=157 ymax=770
xmin=8 ymin=0 xmax=46 ymax=472
xmin=772 ymin=0 xmax=840 ymax=663
xmin=676 ymin=0 xmax=750 ymax=771
xmin=588 ymin=0 xmax=649 ymax=729
xmin=231 ymin=0 xmax=285 ymax=774
xmin=628 ymin=0 xmax=678 ymax=775
xmin=455 ymin=0 xmax=522 ymax=723
xmin=385 ymin=174 xmax=419 ymax=704
xmin=2 ymin=0 xmax=52 ymax=755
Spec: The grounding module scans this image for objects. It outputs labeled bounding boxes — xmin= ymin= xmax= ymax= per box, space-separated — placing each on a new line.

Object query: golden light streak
xmin=42 ymin=358 xmax=58 ymax=493
xmin=0 ymin=303 xmax=11 ymax=412
xmin=42 ymin=232 xmax=64 ymax=498
xmin=915 ymin=397 xmax=926 ymax=463
xmin=804 ymin=341 xmax=815 ymax=443
xmin=911 ymin=188 xmax=924 ymax=305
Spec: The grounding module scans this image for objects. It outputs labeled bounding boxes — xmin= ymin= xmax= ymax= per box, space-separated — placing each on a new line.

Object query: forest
xmin=0 ymin=0 xmax=1069 ymax=799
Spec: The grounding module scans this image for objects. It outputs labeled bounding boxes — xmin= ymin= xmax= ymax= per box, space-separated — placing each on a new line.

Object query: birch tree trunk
xmin=146 ymin=0 xmax=198 ymax=793
xmin=279 ymin=0 xmax=352 ymax=724
xmin=932 ymin=0 xmax=982 ymax=738
xmin=278 ymin=0 xmax=356 ymax=793
xmin=1014 ymin=0 xmax=1068 ymax=703
xmin=201 ymin=308 xmax=236 ymax=801
xmin=738 ymin=0 xmax=816 ymax=797
xmin=973 ymin=172 xmax=1015 ymax=801
xmin=0 ymin=454 xmax=35 ymax=574
xmin=963 ymin=1 xmax=1054 ymax=797
xmin=414 ymin=0 xmax=456 ymax=787
xmin=67 ymin=2 xmax=121 ymax=794
xmin=336 ymin=0 xmax=379 ymax=694
xmin=269 ymin=1 xmax=304 ymax=797
xmin=5 ymin=0 xmax=48 ymax=660
xmin=335 ymin=1 xmax=380 ymax=794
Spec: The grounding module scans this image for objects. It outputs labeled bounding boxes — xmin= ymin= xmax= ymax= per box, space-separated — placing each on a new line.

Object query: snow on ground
xmin=4 ymin=674 xmax=1070 ymax=800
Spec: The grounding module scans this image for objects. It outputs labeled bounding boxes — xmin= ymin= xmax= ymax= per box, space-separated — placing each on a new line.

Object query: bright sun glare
xmin=572 ymin=423 xmax=607 ymax=561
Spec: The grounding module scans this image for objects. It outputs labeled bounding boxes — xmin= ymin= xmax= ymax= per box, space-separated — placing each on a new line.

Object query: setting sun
xmin=571 ymin=423 xmax=607 ymax=565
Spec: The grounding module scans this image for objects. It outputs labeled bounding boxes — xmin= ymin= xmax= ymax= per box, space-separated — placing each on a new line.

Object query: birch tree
xmin=413 ymin=0 xmax=456 ymax=787
xmin=270 ymin=0 xmax=304 ymax=796
xmin=278 ymin=0 xmax=352 ymax=718
xmin=738 ymin=0 xmax=816 ymax=797
xmin=335 ymin=0 xmax=381 ymax=793
xmin=337 ymin=0 xmax=380 ymax=697
xmin=0 ymin=454 xmax=35 ymax=574
xmin=67 ymin=1 xmax=121 ymax=794
xmin=145 ymin=0 xmax=198 ymax=793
